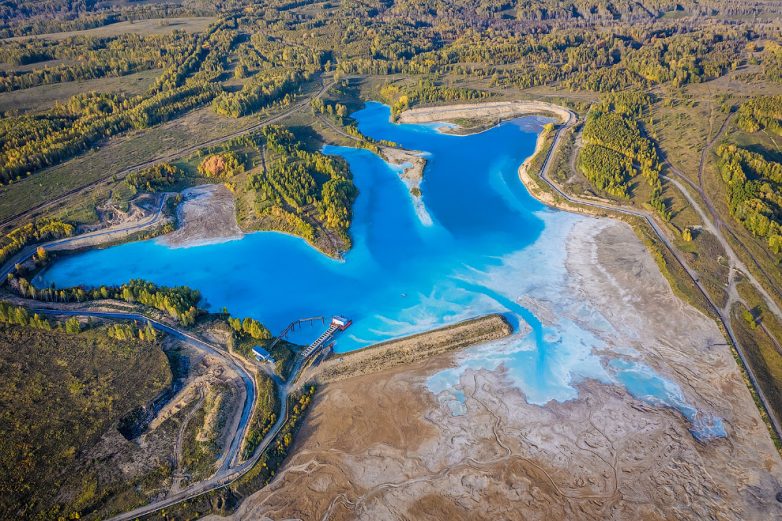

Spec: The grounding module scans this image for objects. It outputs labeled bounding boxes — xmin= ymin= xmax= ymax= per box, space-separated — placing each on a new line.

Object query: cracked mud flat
xmin=211 ymin=219 xmax=782 ymax=521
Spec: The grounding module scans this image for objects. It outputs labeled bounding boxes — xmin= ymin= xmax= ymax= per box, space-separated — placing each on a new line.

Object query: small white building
xmin=331 ymin=315 xmax=352 ymax=330
xmin=252 ymin=346 xmax=274 ymax=364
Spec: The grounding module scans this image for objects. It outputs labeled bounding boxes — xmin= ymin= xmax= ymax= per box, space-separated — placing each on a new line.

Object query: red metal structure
xmin=331 ymin=315 xmax=352 ymax=331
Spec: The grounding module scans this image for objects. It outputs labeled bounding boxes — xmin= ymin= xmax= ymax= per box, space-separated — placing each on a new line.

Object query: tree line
xmin=0 ymin=301 xmax=159 ymax=341
xmin=379 ymin=79 xmax=490 ymax=117
xmin=227 ymin=315 xmax=272 ymax=341
xmin=126 ymin=163 xmax=186 ymax=193
xmin=11 ymin=278 xmax=201 ymax=325
xmin=0 ymin=83 xmax=219 ymax=184
xmin=0 ymin=302 xmax=55 ymax=331
xmin=716 ymin=144 xmax=782 ymax=254
xmin=105 ymin=321 xmax=158 ymax=342
xmin=0 ymin=218 xmax=74 ymax=266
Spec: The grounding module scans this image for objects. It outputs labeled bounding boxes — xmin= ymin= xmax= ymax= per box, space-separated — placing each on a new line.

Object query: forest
xmin=10 ymin=278 xmax=202 ymax=325
xmin=126 ymin=162 xmax=186 ymax=193
xmin=0 ymin=32 xmax=196 ymax=92
xmin=0 ymin=0 xmax=777 ymax=190
xmin=717 ymin=144 xmax=782 ymax=253
xmin=248 ymin=125 xmax=357 ymax=243
xmin=0 ymin=218 xmax=73 ymax=265
xmin=213 ymin=68 xmax=308 ymax=118
xmin=737 ymin=96 xmax=782 ymax=135
xmin=578 ymin=94 xmax=667 ymax=217
xmin=0 ymin=0 xmax=781 ymax=518
xmin=379 ymin=79 xmax=490 ymax=117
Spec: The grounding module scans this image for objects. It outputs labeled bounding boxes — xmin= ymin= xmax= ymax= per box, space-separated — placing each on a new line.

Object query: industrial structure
xmin=301 ymin=315 xmax=351 ymax=358
xmin=252 ymin=345 xmax=274 ymax=364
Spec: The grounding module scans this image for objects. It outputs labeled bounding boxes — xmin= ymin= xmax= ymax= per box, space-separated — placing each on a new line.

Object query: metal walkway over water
xmin=268 ymin=316 xmax=325 ymax=350
xmin=302 ymin=323 xmax=339 ymax=358
xmin=270 ymin=315 xmax=351 ymax=359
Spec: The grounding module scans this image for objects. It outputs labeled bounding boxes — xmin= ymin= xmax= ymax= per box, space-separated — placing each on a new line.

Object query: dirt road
xmin=0 ymin=75 xmax=336 ymax=230
xmin=527 ymin=116 xmax=782 ymax=441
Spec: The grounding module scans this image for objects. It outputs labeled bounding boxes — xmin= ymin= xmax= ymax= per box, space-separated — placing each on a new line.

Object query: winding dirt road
xmin=0 ymin=193 xmax=171 ymax=282
xmin=28 ymin=307 xmax=299 ymax=521
xmin=530 ymin=115 xmax=782 ymax=441
xmin=0 ymin=75 xmax=336 ymax=230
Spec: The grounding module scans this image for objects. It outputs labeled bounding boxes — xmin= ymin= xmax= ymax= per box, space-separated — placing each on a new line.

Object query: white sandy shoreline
xmin=398 ymin=100 xmax=574 ymax=126
xmin=380 ymin=146 xmax=433 ymax=226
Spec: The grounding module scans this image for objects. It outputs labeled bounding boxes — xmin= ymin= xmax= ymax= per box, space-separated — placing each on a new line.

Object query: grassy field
xmin=6 ymin=17 xmax=215 ymax=42
xmin=644 ymin=70 xmax=782 ymax=309
xmin=732 ymin=302 xmax=782 ymax=437
xmin=0 ymin=68 xmax=160 ymax=114
xmin=675 ymin=229 xmax=730 ymax=307
xmin=0 ymin=323 xmax=171 ymax=519
xmin=651 ymin=95 xmax=723 ymax=182
xmin=0 ymin=106 xmax=260 ymax=227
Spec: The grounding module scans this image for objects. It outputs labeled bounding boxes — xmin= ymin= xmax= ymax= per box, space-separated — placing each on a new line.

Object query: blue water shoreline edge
xmin=35 ymin=101 xmax=725 ymax=440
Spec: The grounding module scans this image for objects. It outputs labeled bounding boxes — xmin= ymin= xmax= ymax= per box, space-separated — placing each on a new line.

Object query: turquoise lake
xmin=37 ymin=101 xmax=725 ymax=439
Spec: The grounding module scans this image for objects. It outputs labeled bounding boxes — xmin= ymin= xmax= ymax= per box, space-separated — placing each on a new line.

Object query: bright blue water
xmin=37 ymin=101 xmax=724 ymax=439
xmin=609 ymin=359 xmax=726 ymax=440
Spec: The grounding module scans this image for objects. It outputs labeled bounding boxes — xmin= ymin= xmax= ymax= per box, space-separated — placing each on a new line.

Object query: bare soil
xmin=398 ymin=100 xmax=573 ymax=127
xmin=160 ymin=184 xmax=243 ymax=248
xmin=309 ymin=314 xmax=512 ymax=384
xmin=212 ymin=219 xmax=782 ymax=521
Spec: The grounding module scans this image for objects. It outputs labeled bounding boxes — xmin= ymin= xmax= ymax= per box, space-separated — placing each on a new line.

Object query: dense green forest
xmin=577 ymin=93 xmax=670 ymax=218
xmin=737 ymin=96 xmax=782 ymax=135
xmin=248 ymin=125 xmax=357 ymax=243
xmin=717 ymin=144 xmax=782 ymax=253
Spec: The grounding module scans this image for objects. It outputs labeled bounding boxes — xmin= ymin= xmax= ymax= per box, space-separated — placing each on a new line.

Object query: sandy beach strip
xmin=380 ymin=145 xmax=432 ymax=225
xmin=397 ymin=100 xmax=574 ymax=126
